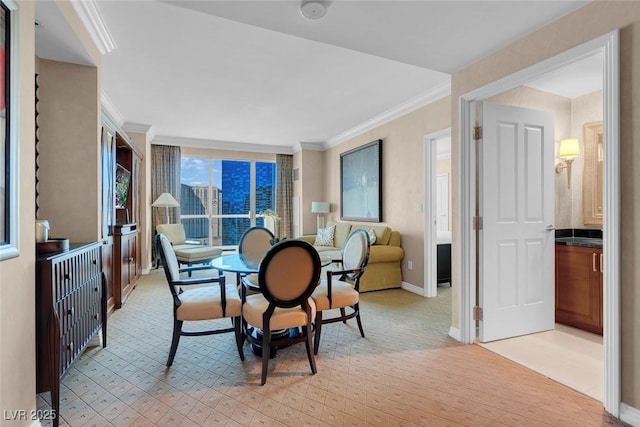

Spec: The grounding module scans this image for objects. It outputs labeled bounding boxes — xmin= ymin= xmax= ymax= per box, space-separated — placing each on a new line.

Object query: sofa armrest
xmin=387 ymin=231 xmax=401 ymax=247
xmin=298 ymin=235 xmax=316 ymax=245
xmin=368 ymin=245 xmax=404 ymax=263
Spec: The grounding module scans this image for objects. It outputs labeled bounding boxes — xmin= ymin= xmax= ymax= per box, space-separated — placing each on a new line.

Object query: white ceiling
xmin=524 ymin=53 xmax=603 ymax=99
xmin=34 ymin=0 xmax=590 ymax=153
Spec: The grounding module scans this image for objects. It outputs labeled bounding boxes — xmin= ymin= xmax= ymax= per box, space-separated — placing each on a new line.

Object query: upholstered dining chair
xmin=156 ymin=233 xmax=244 ymax=367
xmin=238 ymin=226 xmax=274 ymax=290
xmin=311 ymin=228 xmax=370 ymax=355
xmin=242 ymin=239 xmax=321 ymax=385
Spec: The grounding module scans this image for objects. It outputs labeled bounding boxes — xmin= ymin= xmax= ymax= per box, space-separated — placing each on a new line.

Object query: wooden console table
xmin=36 ymin=242 xmax=107 ymax=427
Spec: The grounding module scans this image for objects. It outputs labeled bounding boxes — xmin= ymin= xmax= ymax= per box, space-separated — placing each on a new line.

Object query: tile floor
xmin=479 ymin=324 xmax=603 ymax=401
xmin=38 ymin=269 xmax=626 ymax=426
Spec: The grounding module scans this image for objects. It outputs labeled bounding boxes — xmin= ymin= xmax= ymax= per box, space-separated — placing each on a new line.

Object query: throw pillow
xmin=314 ymin=225 xmax=335 ymax=247
xmin=367 ymin=228 xmax=377 ymax=245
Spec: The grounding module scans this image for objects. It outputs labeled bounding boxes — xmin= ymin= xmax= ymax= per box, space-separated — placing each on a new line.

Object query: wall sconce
xmin=555 ymin=138 xmax=580 ymax=188
xmin=311 ymin=201 xmax=330 ymax=230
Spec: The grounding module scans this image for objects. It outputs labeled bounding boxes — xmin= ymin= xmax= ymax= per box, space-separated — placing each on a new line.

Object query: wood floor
xmin=37 ymin=269 xmax=625 ymax=426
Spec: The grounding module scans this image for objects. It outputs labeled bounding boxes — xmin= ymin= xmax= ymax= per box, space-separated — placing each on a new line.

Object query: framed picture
xmin=340 ymin=139 xmax=382 ymax=222
xmin=0 ymin=0 xmax=19 ymax=261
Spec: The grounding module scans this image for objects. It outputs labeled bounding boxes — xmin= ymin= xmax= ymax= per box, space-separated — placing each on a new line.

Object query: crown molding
xmin=295 ymin=142 xmax=325 ymax=153
xmin=323 ymin=80 xmax=451 ymax=150
xmin=71 ymin=0 xmax=116 ymax=55
xmin=153 ymin=135 xmax=294 ymax=155
xmin=123 ymin=122 xmax=155 ymax=141
xmin=101 ymin=91 xmax=124 ymax=129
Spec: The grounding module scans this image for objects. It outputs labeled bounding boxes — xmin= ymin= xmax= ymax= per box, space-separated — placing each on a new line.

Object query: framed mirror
xmin=582 ymin=121 xmax=603 ymax=227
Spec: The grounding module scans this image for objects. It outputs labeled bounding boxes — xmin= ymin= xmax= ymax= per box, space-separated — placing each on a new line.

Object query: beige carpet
xmin=37 ymin=268 xmax=622 ymax=426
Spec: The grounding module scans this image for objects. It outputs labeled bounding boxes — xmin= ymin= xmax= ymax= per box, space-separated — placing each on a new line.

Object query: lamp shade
xmin=558 ymin=138 xmax=580 ymax=159
xmin=152 ymin=192 xmax=180 ymax=208
xmin=311 ymin=201 xmax=330 ymax=214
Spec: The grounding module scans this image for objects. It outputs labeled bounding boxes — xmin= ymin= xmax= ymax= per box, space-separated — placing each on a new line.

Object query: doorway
xmin=458 ymin=31 xmax=620 ymax=414
xmin=423 ymin=129 xmax=451 ymax=298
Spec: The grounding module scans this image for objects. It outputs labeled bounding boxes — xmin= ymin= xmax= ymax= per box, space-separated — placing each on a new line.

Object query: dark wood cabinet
xmin=36 ymin=242 xmax=107 ymax=427
xmin=113 ymin=223 xmax=140 ymax=308
xmin=101 ymin=119 xmax=142 ymax=311
xmin=555 ymin=245 xmax=603 ymax=335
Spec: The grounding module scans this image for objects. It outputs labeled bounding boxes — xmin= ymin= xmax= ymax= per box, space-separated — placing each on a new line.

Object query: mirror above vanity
xmin=582 ymin=121 xmax=603 ymax=227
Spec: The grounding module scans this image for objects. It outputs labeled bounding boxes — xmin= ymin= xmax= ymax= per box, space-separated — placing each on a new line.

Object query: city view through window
xmin=180 ymin=157 xmax=276 ymax=246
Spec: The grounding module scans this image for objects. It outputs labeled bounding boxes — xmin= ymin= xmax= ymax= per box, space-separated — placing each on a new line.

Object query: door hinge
xmin=473 ymin=306 xmax=483 ymax=321
xmin=473 ymin=216 xmax=483 ymax=230
xmin=473 ymin=125 xmax=483 ymax=141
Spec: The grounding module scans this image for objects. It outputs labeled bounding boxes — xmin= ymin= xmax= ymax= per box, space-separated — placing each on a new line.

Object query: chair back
xmin=156 ymin=223 xmax=187 ymax=245
xmin=341 ymin=229 xmax=370 ymax=282
xmin=157 ymin=233 xmax=181 ymax=284
xmin=258 ymin=240 xmax=321 ymax=309
xmin=239 ymin=227 xmax=274 ymax=263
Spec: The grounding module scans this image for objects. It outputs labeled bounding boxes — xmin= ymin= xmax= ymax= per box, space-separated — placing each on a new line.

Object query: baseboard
xmin=448 ymin=326 xmax=461 ymax=341
xmin=620 ymin=403 xmax=640 ymax=426
xmin=401 ymin=281 xmax=425 ymax=296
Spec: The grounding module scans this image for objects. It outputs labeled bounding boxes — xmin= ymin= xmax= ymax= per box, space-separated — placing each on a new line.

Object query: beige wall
xmin=451 ymin=1 xmax=640 ymax=408
xmin=37 ymin=59 xmax=101 ymax=242
xmin=436 ymin=157 xmax=452 ymax=231
xmin=0 ymin=2 xmax=36 ymax=424
xmin=323 ymin=96 xmax=451 ymax=288
xmin=299 ymin=150 xmax=325 ymax=235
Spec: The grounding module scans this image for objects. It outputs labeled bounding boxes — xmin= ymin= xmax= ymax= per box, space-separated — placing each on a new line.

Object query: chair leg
xmin=234 ymin=316 xmax=245 ymax=361
xmin=261 ymin=326 xmax=271 ymax=385
xmin=304 ymin=323 xmax=317 ymax=375
xmin=354 ymin=303 xmax=365 ymax=338
xmin=167 ymin=319 xmax=183 ymax=367
xmin=340 ymin=308 xmax=347 ymax=324
xmin=313 ymin=312 xmax=323 ymax=355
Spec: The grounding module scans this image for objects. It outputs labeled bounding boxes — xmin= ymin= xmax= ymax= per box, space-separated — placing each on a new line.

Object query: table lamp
xmin=152 ymin=192 xmax=180 ymax=223
xmin=311 ymin=201 xmax=330 ymax=230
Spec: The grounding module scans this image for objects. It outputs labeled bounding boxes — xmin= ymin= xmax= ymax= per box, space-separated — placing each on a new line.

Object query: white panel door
xmin=480 ymin=102 xmax=555 ymax=342
xmin=436 ymin=174 xmax=449 ymax=231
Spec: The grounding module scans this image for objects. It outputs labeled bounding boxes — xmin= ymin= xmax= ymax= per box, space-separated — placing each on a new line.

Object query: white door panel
xmin=437 ymin=174 xmax=449 ymax=232
xmin=480 ymin=102 xmax=555 ymax=342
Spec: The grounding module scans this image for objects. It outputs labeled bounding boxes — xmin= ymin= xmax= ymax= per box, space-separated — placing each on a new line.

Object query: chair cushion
xmin=242 ymin=294 xmax=316 ymax=330
xmin=176 ymin=284 xmax=242 ymax=321
xmin=311 ymin=280 xmax=359 ymax=311
xmin=156 ymin=224 xmax=187 ymax=245
xmin=175 ymin=246 xmax=223 ymax=262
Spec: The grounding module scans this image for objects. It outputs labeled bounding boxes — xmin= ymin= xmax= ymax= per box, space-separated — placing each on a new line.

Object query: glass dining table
xmin=211 ymin=252 xmax=333 ymax=357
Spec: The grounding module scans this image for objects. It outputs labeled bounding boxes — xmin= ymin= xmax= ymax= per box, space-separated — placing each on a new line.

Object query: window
xmin=180 ymin=157 xmax=276 ymax=247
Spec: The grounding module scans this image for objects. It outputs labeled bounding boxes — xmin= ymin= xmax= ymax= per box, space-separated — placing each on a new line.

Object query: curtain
xmin=276 ymin=154 xmax=293 ymax=239
xmin=151 ymin=145 xmax=181 ymax=232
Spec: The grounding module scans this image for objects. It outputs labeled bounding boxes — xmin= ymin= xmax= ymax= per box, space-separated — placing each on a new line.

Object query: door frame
xmin=458 ymin=31 xmax=620 ymax=415
xmin=424 ymin=128 xmax=451 ymax=297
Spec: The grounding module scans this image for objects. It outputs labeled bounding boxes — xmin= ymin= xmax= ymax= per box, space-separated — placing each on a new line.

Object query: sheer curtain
xmin=276 ymin=154 xmax=293 ymax=239
xmin=151 ymin=145 xmax=181 ymax=232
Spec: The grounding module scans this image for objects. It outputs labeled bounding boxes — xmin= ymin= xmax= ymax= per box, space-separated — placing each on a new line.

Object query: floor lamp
xmin=311 ymin=201 xmax=330 ymax=230
xmin=152 ymin=193 xmax=180 ymax=223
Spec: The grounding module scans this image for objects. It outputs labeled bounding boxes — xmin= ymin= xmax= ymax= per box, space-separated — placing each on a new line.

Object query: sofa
xmin=299 ymin=221 xmax=404 ymax=292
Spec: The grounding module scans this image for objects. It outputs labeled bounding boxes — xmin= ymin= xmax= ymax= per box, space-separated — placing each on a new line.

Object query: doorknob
xmin=545 ymin=225 xmax=556 ymax=231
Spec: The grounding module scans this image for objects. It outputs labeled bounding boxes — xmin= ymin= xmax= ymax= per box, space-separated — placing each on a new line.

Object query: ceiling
xmin=34 ymin=0 xmax=590 ymax=153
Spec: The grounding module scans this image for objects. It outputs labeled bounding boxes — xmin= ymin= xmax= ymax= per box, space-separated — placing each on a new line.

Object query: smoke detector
xmin=300 ymin=0 xmax=327 ymax=20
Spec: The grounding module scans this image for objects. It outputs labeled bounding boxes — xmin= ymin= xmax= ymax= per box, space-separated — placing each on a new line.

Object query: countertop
xmin=555 ymin=237 xmax=603 ymax=249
